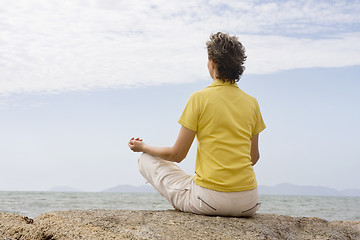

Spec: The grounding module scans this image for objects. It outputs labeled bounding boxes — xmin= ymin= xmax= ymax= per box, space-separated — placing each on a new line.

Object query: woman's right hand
xmin=128 ymin=137 xmax=145 ymax=152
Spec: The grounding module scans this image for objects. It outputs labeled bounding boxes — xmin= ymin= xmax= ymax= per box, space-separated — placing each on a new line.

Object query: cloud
xmin=243 ymin=33 xmax=360 ymax=74
xmin=0 ymin=0 xmax=359 ymax=94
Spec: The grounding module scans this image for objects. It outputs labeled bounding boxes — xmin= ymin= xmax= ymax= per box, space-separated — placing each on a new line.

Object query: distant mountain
xmin=258 ymin=183 xmax=360 ymax=196
xmin=103 ymin=184 xmax=156 ymax=193
xmin=47 ymin=183 xmax=360 ymax=196
xmin=48 ymin=186 xmax=82 ymax=192
xmin=339 ymin=188 xmax=360 ymax=196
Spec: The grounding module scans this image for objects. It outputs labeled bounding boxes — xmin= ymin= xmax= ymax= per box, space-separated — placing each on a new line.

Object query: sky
xmin=1 ymin=0 xmax=359 ymax=192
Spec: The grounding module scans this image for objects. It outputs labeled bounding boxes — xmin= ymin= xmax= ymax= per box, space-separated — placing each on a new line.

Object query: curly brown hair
xmin=206 ymin=32 xmax=247 ymax=83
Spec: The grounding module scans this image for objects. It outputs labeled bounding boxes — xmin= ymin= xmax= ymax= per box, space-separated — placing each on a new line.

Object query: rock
xmin=1 ymin=210 xmax=359 ymax=239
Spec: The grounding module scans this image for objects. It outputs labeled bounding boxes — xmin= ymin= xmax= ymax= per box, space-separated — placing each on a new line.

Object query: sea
xmin=0 ymin=192 xmax=359 ymax=221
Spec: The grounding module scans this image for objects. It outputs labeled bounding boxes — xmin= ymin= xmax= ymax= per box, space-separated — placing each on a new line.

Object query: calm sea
xmin=0 ymin=192 xmax=359 ymax=221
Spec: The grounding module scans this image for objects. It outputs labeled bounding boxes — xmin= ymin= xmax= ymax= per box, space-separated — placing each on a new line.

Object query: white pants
xmin=138 ymin=153 xmax=260 ymax=217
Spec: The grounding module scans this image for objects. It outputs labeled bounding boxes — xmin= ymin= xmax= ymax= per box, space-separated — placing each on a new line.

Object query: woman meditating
xmin=128 ymin=32 xmax=265 ymax=217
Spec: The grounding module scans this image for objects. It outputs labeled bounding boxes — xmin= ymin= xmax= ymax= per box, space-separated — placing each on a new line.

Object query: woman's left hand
xmin=128 ymin=137 xmax=145 ymax=152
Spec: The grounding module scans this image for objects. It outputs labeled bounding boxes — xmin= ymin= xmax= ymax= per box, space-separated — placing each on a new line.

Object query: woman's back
xmin=179 ymin=79 xmax=265 ymax=192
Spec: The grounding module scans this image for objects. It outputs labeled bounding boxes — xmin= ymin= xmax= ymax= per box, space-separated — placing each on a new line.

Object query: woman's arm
xmin=128 ymin=126 xmax=196 ymax=163
xmin=250 ymin=134 xmax=260 ymax=166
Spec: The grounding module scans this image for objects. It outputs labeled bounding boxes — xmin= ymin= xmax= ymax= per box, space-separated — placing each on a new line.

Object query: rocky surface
xmin=1 ymin=210 xmax=359 ymax=240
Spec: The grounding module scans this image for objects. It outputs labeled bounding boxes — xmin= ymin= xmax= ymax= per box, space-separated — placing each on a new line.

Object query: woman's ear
xmin=208 ymin=59 xmax=217 ymax=79
xmin=209 ymin=59 xmax=215 ymax=69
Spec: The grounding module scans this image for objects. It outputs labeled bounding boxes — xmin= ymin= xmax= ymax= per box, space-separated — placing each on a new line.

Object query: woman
xmin=128 ymin=32 xmax=265 ymax=217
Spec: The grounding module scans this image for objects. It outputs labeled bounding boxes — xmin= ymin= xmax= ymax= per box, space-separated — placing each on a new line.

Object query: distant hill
xmin=104 ymin=183 xmax=360 ymax=196
xmin=46 ymin=183 xmax=360 ymax=196
xmin=48 ymin=186 xmax=82 ymax=192
xmin=102 ymin=184 xmax=156 ymax=193
xmin=258 ymin=183 xmax=360 ymax=196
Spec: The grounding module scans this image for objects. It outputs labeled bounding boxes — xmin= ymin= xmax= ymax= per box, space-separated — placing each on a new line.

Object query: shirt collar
xmin=209 ymin=79 xmax=239 ymax=88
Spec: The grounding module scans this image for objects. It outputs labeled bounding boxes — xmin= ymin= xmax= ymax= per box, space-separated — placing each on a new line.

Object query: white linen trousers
xmin=138 ymin=153 xmax=260 ymax=217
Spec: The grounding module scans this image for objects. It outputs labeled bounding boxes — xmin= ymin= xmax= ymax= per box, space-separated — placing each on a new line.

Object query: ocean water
xmin=0 ymin=191 xmax=359 ymax=221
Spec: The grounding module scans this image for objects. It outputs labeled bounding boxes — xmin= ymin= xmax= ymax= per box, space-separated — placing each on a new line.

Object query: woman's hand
xmin=128 ymin=137 xmax=145 ymax=152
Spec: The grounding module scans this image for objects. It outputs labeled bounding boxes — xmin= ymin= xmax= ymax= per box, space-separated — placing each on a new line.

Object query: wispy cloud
xmin=1 ymin=0 xmax=359 ymax=94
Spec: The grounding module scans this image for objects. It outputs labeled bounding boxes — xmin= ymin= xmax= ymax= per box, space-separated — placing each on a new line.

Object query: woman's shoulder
xmin=236 ymin=87 xmax=257 ymax=101
xmin=189 ymin=87 xmax=213 ymax=100
xmin=236 ymin=89 xmax=262 ymax=110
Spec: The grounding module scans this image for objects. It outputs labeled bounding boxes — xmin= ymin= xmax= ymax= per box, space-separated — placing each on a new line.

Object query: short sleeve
xmin=253 ymin=99 xmax=266 ymax=135
xmin=178 ymin=93 xmax=199 ymax=132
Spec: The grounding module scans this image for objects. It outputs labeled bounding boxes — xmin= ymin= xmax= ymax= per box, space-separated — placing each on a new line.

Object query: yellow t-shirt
xmin=178 ymin=79 xmax=266 ymax=192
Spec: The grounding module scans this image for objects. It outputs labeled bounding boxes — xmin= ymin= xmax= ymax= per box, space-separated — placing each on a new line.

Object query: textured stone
xmin=1 ymin=210 xmax=359 ymax=239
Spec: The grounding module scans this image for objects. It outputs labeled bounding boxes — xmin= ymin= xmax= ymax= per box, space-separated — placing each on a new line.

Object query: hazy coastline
xmin=45 ymin=183 xmax=360 ymax=196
